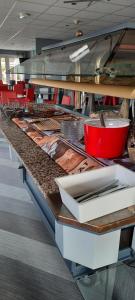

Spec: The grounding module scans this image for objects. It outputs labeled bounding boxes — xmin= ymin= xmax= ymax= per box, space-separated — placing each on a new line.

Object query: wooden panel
xmin=47 ymin=192 xmax=135 ymax=234
xmin=30 ymin=78 xmax=135 ymax=99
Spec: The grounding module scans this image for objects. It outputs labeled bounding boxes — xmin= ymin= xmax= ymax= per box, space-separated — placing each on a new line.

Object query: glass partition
xmin=76 ymin=259 xmax=135 ymax=300
xmin=105 ymin=29 xmax=135 ymax=77
xmin=9 ymin=31 xmax=121 ymax=77
xmin=9 ymin=28 xmax=135 ymax=85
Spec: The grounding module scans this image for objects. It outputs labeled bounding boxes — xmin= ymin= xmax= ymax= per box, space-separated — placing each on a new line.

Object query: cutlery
xmin=77 ymin=183 xmax=130 ymax=204
xmin=75 ymin=180 xmax=119 ymax=202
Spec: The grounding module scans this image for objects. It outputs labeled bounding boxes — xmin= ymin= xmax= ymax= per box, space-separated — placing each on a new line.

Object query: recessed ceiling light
xmin=18 ymin=12 xmax=31 ymax=19
xmin=75 ymin=30 xmax=83 ymax=37
xmin=73 ymin=19 xmax=81 ymax=25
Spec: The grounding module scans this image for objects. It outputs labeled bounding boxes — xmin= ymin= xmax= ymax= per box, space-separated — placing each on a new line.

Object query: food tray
xmin=55 ymin=165 xmax=135 ymax=223
xmin=33 ymin=118 xmax=61 ymax=131
xmin=53 ymin=115 xmax=79 ymax=122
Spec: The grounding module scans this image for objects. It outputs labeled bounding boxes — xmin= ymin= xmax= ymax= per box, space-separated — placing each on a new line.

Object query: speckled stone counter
xmin=1 ymin=115 xmax=135 ymax=235
xmin=0 ymin=117 xmax=66 ymax=194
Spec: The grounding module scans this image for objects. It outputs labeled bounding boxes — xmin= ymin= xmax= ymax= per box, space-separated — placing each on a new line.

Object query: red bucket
xmin=84 ymin=119 xmax=129 ymax=159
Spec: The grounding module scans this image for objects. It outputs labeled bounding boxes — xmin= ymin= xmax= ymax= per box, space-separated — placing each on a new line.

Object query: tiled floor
xmin=0 ymin=131 xmax=83 ymax=300
xmin=1 ymin=131 xmax=135 ymax=300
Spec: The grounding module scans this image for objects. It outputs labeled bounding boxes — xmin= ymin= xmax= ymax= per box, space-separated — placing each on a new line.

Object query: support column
xmin=5 ymin=57 xmax=10 ymax=84
xmin=0 ymin=58 xmax=2 ymax=80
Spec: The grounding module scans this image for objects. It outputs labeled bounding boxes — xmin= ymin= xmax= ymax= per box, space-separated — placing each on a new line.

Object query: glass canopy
xmin=9 ymin=27 xmax=135 ymax=84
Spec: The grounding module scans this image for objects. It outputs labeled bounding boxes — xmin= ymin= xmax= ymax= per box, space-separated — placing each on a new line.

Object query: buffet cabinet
xmin=9 ymin=144 xmax=135 ymax=276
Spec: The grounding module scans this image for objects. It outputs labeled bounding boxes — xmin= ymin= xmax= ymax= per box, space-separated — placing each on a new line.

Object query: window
xmin=0 ymin=56 xmax=25 ymax=84
xmin=1 ymin=58 xmax=6 ymax=83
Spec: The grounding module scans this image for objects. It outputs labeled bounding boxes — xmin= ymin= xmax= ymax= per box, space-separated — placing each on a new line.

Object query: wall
xmin=36 ymin=38 xmax=62 ymax=55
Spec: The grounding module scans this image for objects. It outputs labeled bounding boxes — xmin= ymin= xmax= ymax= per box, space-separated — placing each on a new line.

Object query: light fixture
xmin=109 ymin=68 xmax=116 ymax=78
xmin=75 ymin=30 xmax=83 ymax=37
xmin=64 ymin=0 xmax=111 ymax=5
xmin=18 ymin=12 xmax=31 ymax=19
xmin=95 ymin=67 xmax=103 ymax=76
xmin=73 ymin=19 xmax=81 ymax=25
xmin=104 ymin=67 xmax=117 ymax=78
xmin=69 ymin=44 xmax=90 ymax=62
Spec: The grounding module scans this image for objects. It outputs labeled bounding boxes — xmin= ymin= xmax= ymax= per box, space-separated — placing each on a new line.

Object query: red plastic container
xmin=84 ymin=119 xmax=129 ymax=158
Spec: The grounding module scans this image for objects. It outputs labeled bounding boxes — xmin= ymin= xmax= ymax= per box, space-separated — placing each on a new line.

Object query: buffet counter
xmin=0 ymin=107 xmax=135 ymax=273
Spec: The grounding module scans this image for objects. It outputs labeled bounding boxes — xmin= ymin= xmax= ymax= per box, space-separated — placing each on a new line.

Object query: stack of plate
xmin=61 ymin=120 xmax=84 ymax=142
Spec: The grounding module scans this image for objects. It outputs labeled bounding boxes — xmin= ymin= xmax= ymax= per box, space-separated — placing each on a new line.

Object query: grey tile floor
xmin=1 ymin=131 xmax=135 ymax=300
xmin=0 ymin=132 xmax=84 ymax=300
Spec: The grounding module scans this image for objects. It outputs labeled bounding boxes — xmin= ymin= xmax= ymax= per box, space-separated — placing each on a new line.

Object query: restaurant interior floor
xmin=0 ymin=131 xmax=135 ymax=300
xmin=0 ymin=131 xmax=83 ymax=300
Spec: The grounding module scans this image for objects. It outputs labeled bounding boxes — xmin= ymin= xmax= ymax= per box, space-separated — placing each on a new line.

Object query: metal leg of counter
xmin=131 ymin=228 xmax=135 ymax=253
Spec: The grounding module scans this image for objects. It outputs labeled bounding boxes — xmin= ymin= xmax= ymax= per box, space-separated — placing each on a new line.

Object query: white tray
xmin=55 ymin=165 xmax=135 ymax=223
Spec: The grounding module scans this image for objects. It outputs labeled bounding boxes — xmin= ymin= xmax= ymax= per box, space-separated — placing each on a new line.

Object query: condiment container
xmin=84 ymin=118 xmax=129 ymax=158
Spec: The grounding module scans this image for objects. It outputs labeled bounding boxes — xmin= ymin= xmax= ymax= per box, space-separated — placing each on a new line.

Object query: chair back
xmin=14 ymin=84 xmax=24 ymax=95
xmin=0 ymin=91 xmax=17 ymax=105
xmin=44 ymin=88 xmax=58 ymax=104
xmin=103 ymin=96 xmax=119 ymax=106
xmin=61 ymin=95 xmax=71 ymax=105
xmin=26 ymin=88 xmax=35 ymax=101
xmin=0 ymin=84 xmax=8 ymax=91
xmin=17 ymin=81 xmax=25 ymax=88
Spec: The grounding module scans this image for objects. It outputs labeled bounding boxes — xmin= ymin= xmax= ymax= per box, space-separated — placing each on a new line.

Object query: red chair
xmin=103 ymin=96 xmax=119 ymax=106
xmin=17 ymin=81 xmax=25 ymax=89
xmin=0 ymin=91 xmax=28 ymax=107
xmin=14 ymin=84 xmax=25 ymax=95
xmin=0 ymin=80 xmax=3 ymax=85
xmin=44 ymin=88 xmax=58 ymax=104
xmin=0 ymin=88 xmax=35 ymax=106
xmin=15 ymin=88 xmax=35 ymax=104
xmin=0 ymin=84 xmax=8 ymax=91
xmin=25 ymin=88 xmax=35 ymax=102
xmin=0 ymin=91 xmax=17 ymax=105
xmin=61 ymin=95 xmax=71 ymax=105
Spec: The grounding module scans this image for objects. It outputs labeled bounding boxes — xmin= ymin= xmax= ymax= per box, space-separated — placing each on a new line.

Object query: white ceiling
xmin=0 ymin=0 xmax=135 ymax=51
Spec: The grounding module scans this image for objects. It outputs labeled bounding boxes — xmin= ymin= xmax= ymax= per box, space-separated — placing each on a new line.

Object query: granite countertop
xmin=1 ymin=115 xmax=135 ymax=235
xmin=0 ymin=117 xmax=66 ymax=195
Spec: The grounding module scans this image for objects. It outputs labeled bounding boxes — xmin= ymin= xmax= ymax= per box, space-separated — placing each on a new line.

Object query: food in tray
xmin=32 ymin=118 xmax=61 ymax=131
xmin=56 ymin=148 xmax=84 ymax=173
xmin=53 ymin=115 xmax=79 ymax=122
xmin=69 ymin=158 xmax=101 ymax=174
xmin=24 ymin=118 xmax=46 ymax=124
xmin=53 ymin=111 xmax=66 ymax=116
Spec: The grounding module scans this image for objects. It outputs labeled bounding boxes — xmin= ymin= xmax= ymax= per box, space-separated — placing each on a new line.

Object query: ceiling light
xmin=95 ymin=68 xmax=103 ymax=76
xmin=73 ymin=19 xmax=81 ymax=25
xmin=18 ymin=12 xmax=31 ymax=19
xmin=69 ymin=44 xmax=90 ymax=62
xmin=75 ymin=30 xmax=83 ymax=37
xmin=64 ymin=0 xmax=110 ymax=7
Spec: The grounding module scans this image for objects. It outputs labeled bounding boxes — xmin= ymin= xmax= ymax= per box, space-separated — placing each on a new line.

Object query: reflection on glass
xmin=9 ymin=30 xmax=121 ymax=77
xmin=76 ymin=259 xmax=135 ymax=300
